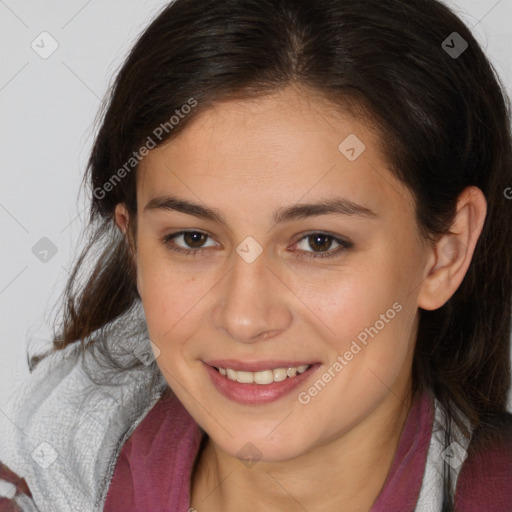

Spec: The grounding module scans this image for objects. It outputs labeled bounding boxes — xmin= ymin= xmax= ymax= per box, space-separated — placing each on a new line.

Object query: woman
xmin=1 ymin=0 xmax=511 ymax=510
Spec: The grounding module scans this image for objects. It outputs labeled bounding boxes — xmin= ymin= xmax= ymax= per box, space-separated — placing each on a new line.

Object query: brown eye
xmin=293 ymin=232 xmax=353 ymax=260
xmin=162 ymin=230 xmax=217 ymax=256
xmin=182 ymin=231 xmax=208 ymax=248
xmin=307 ymin=234 xmax=335 ymax=252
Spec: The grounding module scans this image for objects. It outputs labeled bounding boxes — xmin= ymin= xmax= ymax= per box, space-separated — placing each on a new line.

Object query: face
xmin=116 ymin=85 xmax=432 ymax=462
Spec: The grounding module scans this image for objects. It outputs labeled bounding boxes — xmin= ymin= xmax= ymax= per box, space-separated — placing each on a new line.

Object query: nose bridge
xmin=214 ymin=244 xmax=292 ymax=343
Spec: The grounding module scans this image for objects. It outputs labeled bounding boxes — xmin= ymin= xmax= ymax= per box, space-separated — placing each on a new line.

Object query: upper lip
xmin=204 ymin=359 xmax=318 ymax=372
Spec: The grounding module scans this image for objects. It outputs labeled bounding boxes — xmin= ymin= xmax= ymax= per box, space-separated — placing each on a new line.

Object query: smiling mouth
xmin=213 ymin=364 xmax=312 ymax=385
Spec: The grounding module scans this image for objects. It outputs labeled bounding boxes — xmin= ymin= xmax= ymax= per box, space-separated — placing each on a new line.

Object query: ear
xmin=418 ymin=186 xmax=487 ymax=310
xmin=114 ymin=203 xmax=130 ymax=235
xmin=115 ymin=203 xmax=142 ymax=295
xmin=114 ymin=202 xmax=136 ymax=259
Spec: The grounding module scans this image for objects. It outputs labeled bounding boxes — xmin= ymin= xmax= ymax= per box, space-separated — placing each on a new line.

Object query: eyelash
xmin=161 ymin=230 xmax=353 ymax=260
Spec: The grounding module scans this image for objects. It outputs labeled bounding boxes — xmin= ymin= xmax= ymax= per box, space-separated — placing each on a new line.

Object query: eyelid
xmin=164 ymin=230 xmax=218 ymax=252
xmin=162 ymin=229 xmax=353 ymax=259
xmin=290 ymin=231 xmax=353 ymax=259
xmin=291 ymin=230 xmax=352 ymax=247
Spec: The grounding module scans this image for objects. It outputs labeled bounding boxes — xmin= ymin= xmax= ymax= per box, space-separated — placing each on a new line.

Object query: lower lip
xmin=204 ymin=363 xmax=321 ymax=405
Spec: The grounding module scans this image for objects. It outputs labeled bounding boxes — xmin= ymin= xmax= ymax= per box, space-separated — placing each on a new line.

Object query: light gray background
xmin=1 ymin=0 xmax=511 ymax=413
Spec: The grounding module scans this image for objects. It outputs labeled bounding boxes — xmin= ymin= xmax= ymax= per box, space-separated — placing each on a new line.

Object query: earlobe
xmin=417 ymin=186 xmax=487 ymax=311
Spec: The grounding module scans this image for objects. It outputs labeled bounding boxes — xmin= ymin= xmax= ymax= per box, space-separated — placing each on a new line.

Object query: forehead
xmin=136 ymin=85 xmax=414 ymax=220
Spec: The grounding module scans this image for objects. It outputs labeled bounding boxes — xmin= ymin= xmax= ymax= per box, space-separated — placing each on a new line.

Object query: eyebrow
xmin=143 ymin=194 xmax=378 ymax=224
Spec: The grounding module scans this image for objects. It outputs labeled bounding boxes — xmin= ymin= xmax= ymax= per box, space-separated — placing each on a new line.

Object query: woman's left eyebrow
xmin=274 ymin=198 xmax=378 ymax=222
xmin=143 ymin=194 xmax=379 ymax=225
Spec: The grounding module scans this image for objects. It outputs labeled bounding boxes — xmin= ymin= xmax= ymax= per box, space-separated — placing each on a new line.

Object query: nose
xmin=212 ymin=249 xmax=293 ymax=344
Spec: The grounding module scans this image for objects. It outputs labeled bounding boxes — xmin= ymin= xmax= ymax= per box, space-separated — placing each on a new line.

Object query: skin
xmin=115 ymin=84 xmax=487 ymax=512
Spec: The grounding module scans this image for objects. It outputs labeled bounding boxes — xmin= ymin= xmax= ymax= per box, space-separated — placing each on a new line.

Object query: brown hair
xmin=41 ymin=1 xmax=511 ymax=509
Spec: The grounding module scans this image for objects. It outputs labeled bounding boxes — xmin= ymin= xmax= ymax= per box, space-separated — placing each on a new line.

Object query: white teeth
xmin=217 ymin=364 xmax=311 ymax=384
xmin=272 ymin=368 xmax=288 ymax=382
xmin=236 ymin=371 xmax=254 ymax=384
xmin=253 ymin=370 xmax=274 ymax=385
xmin=286 ymin=367 xmax=297 ymax=377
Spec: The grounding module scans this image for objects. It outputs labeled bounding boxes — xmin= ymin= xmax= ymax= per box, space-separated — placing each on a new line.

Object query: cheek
xmin=136 ymin=224 xmax=420 ymax=366
xmin=294 ymin=258 xmax=405 ymax=338
xmin=303 ymin=253 xmax=416 ymax=384
xmin=135 ymin=241 xmax=194 ymax=343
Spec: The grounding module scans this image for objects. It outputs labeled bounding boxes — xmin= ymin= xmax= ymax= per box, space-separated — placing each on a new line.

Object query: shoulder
xmin=0 ymin=339 xmax=83 ymax=470
xmin=0 ymin=303 xmax=168 ymax=511
xmin=104 ymin=389 xmax=205 ymax=511
xmin=455 ymin=411 xmax=512 ymax=511
xmin=0 ymin=462 xmax=37 ymax=511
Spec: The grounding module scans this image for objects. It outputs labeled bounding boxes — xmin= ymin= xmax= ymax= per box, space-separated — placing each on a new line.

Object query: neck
xmin=191 ymin=387 xmax=414 ymax=512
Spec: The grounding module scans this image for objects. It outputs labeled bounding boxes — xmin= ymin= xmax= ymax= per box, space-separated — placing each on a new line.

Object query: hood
xmin=0 ymin=299 xmax=168 ymax=511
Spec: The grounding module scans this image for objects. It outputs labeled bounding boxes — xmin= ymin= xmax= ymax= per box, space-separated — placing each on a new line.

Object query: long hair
xmin=42 ymin=1 xmax=512 ymax=509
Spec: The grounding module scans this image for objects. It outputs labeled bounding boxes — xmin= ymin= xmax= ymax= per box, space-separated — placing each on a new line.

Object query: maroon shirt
xmin=103 ymin=390 xmax=512 ymax=511
xmin=2 ymin=390 xmax=511 ymax=511
xmin=104 ymin=390 xmax=431 ymax=510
